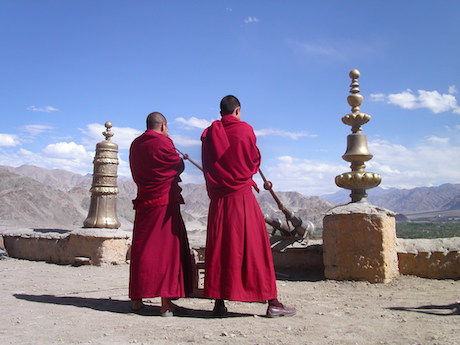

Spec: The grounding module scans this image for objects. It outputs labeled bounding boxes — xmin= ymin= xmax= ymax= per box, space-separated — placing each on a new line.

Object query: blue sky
xmin=1 ymin=1 xmax=459 ymax=196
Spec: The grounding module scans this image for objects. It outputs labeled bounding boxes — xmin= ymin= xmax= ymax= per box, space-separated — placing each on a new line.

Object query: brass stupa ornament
xmin=335 ymin=69 xmax=381 ymax=202
xmin=83 ymin=121 xmax=121 ymax=228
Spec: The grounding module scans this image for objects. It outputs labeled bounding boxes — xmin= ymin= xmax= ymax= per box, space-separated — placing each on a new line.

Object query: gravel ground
xmin=0 ymin=258 xmax=459 ymax=345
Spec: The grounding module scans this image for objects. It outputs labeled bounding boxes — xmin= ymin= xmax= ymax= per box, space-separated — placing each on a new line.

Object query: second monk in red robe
xmin=201 ymin=95 xmax=296 ymax=318
xmin=129 ymin=112 xmax=193 ymax=316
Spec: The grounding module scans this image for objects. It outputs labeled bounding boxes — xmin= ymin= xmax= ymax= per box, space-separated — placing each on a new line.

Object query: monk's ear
xmin=160 ymin=122 xmax=168 ymax=135
xmin=235 ymin=107 xmax=241 ymax=119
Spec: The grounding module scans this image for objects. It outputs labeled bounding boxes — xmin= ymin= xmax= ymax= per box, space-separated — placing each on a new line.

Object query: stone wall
xmin=397 ymin=237 xmax=460 ymax=279
xmin=1 ymin=228 xmax=459 ymax=280
xmin=2 ymin=228 xmax=131 ymax=266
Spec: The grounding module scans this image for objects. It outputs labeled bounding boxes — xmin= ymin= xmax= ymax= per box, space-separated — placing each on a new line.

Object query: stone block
xmin=323 ymin=203 xmax=399 ymax=283
xmin=397 ymin=237 xmax=460 ymax=279
xmin=2 ymin=227 xmax=131 ymax=266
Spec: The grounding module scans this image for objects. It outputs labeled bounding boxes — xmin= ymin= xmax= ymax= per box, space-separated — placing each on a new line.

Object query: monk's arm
xmin=156 ymin=138 xmax=185 ymax=178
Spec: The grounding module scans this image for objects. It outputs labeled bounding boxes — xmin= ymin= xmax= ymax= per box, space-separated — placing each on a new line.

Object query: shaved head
xmin=146 ymin=112 xmax=166 ymax=130
xmin=220 ymin=95 xmax=241 ymax=116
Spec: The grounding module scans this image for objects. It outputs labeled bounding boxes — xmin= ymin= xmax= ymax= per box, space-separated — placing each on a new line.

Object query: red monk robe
xmin=201 ymin=115 xmax=278 ymax=302
xmin=129 ymin=129 xmax=193 ymax=300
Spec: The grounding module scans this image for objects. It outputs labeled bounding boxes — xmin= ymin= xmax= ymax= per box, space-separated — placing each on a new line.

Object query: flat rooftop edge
xmin=0 ymin=227 xmax=132 ymax=239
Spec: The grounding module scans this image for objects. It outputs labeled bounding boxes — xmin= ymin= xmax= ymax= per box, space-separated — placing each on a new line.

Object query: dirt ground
xmin=0 ymin=257 xmax=458 ymax=345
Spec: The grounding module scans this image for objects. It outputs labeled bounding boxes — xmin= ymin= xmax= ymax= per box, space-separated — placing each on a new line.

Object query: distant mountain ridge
xmin=0 ymin=167 xmax=85 ymax=228
xmin=1 ymin=165 xmax=459 ymax=230
xmin=1 ymin=165 xmax=90 ymax=191
xmin=0 ymin=165 xmax=335 ymax=230
xmin=322 ymin=184 xmax=460 ymax=216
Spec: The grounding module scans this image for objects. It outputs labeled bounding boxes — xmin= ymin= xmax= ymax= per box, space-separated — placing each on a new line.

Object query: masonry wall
xmin=397 ymin=238 xmax=460 ymax=279
xmin=1 ymin=229 xmax=459 ymax=279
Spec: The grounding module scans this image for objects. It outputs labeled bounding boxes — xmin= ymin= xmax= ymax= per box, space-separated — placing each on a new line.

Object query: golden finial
xmin=342 ymin=69 xmax=371 ymax=133
xmin=335 ymin=69 xmax=381 ymax=203
xmin=103 ymin=121 xmax=114 ymax=141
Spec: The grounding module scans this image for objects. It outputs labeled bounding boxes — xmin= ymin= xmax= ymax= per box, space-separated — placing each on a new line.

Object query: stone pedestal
xmin=2 ymin=227 xmax=131 ymax=266
xmin=322 ymin=203 xmax=399 ymax=283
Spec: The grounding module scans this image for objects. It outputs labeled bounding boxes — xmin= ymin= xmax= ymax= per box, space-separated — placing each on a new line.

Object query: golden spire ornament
xmin=83 ymin=121 xmax=121 ymax=228
xmin=335 ymin=69 xmax=381 ymax=202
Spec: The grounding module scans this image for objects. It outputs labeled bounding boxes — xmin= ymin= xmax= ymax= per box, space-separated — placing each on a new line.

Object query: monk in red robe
xmin=129 ymin=112 xmax=193 ymax=316
xmin=201 ymin=95 xmax=296 ymax=318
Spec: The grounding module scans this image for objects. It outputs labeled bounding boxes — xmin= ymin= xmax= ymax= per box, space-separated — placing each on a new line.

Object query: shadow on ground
xmin=275 ymin=268 xmax=325 ymax=282
xmin=388 ymin=302 xmax=460 ymax=316
xmin=13 ymin=294 xmax=256 ymax=319
xmin=33 ymin=228 xmax=72 ymax=234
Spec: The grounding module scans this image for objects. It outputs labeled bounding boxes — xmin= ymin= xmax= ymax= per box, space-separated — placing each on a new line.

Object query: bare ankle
xmin=132 ymin=299 xmax=143 ymax=310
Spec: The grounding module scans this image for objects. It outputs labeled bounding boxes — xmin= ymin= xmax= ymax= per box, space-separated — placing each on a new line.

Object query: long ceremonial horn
xmin=259 ymin=169 xmax=309 ymax=234
xmin=258 ymin=169 xmax=293 ymax=224
xmin=259 ymin=169 xmax=311 ymax=238
xmin=176 ymin=148 xmax=203 ymax=172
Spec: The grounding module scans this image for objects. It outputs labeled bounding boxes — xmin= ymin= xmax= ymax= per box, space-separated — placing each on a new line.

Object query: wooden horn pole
xmin=176 ymin=148 xmax=203 ymax=172
xmin=259 ymin=169 xmax=293 ymax=230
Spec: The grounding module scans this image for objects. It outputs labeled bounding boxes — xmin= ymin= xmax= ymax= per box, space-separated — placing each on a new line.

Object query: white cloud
xmin=27 ymin=105 xmax=59 ymax=112
xmin=0 ymin=149 xmax=31 ymax=167
xmin=80 ymin=123 xmax=142 ymax=150
xmin=21 ymin=124 xmax=53 ymax=136
xmin=444 ymin=125 xmax=458 ymax=131
xmin=418 ymin=90 xmax=458 ymax=113
xmin=170 ymin=134 xmax=202 ymax=147
xmin=426 ymin=136 xmax=449 ymax=144
xmin=117 ymin=155 xmax=131 ymax=178
xmin=370 ymin=93 xmax=385 ymax=102
xmin=0 ymin=124 xmax=140 ymax=176
xmin=369 ymin=137 xmax=460 ymax=188
xmin=43 ymin=141 xmax=92 ymax=160
xmin=18 ymin=148 xmax=33 ymax=155
xmin=176 ymin=117 xmax=212 ymax=129
xmin=0 ymin=144 xmax=94 ymax=175
xmin=174 ymin=118 xmax=313 ymax=140
xmin=255 ymin=128 xmax=316 ymax=140
xmin=244 ymin=16 xmax=259 ymax=24
xmin=0 ymin=134 xmax=21 ymax=147
xmin=180 ymin=171 xmax=205 ymax=184
xmin=263 ymin=156 xmax=347 ymax=196
xmin=371 ymin=87 xmax=460 ymax=114
xmin=387 ymin=89 xmax=418 ymax=109
xmin=257 ymin=133 xmax=460 ymax=195
xmin=277 ymin=155 xmax=295 ymax=164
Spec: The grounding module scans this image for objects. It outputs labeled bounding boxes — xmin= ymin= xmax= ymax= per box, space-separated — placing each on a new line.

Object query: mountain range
xmin=321 ymin=184 xmax=460 ymax=221
xmin=0 ymin=165 xmax=459 ymax=231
